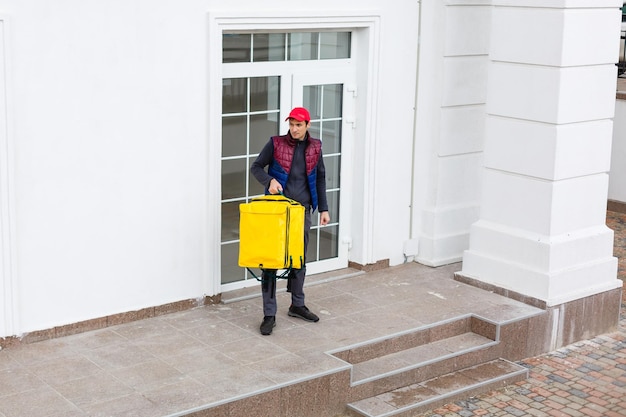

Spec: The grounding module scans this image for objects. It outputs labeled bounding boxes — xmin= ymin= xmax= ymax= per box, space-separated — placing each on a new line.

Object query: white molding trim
xmin=206 ymin=10 xmax=381 ymax=295
xmin=0 ymin=17 xmax=17 ymax=338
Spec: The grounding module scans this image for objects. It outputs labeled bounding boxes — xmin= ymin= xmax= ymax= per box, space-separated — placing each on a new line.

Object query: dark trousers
xmin=262 ymin=209 xmax=311 ymax=316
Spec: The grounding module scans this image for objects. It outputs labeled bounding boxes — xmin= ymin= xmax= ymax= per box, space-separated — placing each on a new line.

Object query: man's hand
xmin=320 ymin=211 xmax=330 ymax=226
xmin=268 ymin=178 xmax=283 ymax=194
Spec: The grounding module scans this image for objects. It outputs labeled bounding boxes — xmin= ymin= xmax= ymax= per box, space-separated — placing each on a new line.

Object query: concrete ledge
xmin=173 ymin=370 xmax=352 ymax=417
xmin=454 ymin=272 xmax=622 ymax=352
xmin=349 ymin=259 xmax=390 ymax=272
xmin=454 ymin=273 xmax=548 ymax=309
xmin=0 ymin=295 xmax=222 ymax=349
xmin=608 ymin=199 xmax=626 ymax=214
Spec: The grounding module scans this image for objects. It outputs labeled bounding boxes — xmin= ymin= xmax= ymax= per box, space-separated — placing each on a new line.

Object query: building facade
xmin=0 ymin=0 xmax=622 ymax=347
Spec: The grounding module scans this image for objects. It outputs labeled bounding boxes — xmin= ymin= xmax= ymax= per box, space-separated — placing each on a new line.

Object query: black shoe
xmin=288 ymin=305 xmax=319 ymax=323
xmin=260 ymin=316 xmax=275 ymax=335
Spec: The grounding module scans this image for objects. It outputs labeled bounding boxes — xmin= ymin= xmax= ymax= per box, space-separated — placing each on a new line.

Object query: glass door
xmin=292 ymin=71 xmax=354 ymax=275
xmin=219 ymin=30 xmax=356 ymax=290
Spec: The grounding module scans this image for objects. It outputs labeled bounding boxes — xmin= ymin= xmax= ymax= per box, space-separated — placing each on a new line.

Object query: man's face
xmin=289 ymin=119 xmax=309 ymax=140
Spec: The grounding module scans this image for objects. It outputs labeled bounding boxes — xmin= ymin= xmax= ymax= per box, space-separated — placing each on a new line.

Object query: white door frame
xmin=207 ymin=10 xmax=381 ymax=296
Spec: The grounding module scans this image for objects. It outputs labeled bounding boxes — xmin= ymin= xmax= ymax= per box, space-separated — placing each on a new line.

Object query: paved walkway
xmin=421 ymin=326 xmax=626 ymax=417
xmin=0 ymin=211 xmax=624 ymax=417
xmin=419 ymin=210 xmax=626 ymax=417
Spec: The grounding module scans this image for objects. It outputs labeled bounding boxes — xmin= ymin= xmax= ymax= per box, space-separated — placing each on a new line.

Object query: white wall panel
xmin=491 ymin=7 xmax=621 ymax=66
xmin=488 ymin=63 xmax=617 ymax=124
xmin=463 ymin=243 xmax=618 ymax=305
xmin=485 ymin=117 xmax=613 ymax=180
xmin=439 ymin=105 xmax=485 ymax=156
xmin=444 ymin=5 xmax=491 ymax=56
xmin=0 ymin=18 xmax=16 ymax=338
xmin=441 ymin=55 xmax=489 ymax=106
xmin=480 ymin=170 xmax=609 ymax=236
xmin=609 ymin=99 xmax=626 ymax=203
xmin=493 ymin=0 xmax=621 ymax=8
xmin=421 ymin=205 xmax=480 ymax=237
xmin=468 ymin=220 xmax=614 ymax=272
xmin=436 ymin=154 xmax=482 ymax=206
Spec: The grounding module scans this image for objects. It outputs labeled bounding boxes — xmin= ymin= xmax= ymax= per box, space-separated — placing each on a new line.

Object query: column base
xmin=455 ymin=272 xmax=623 ymax=350
xmin=460 ymin=220 xmax=620 ymax=305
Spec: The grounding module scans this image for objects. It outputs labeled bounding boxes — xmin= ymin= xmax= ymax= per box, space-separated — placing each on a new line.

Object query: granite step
xmin=329 ymin=315 xmax=502 ymax=398
xmin=346 ymin=358 xmax=528 ymax=417
xmin=350 ymin=331 xmax=495 ymax=385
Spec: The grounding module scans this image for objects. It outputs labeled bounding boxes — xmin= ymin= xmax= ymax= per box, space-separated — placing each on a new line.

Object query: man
xmin=250 ymin=107 xmax=330 ymax=335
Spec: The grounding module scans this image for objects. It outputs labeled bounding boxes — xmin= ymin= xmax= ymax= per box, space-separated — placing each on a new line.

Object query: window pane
xmin=320 ymin=120 xmax=341 ymax=154
xmin=250 ymin=76 xmax=280 ymax=112
xmin=253 ymin=33 xmax=286 ymax=62
xmin=250 ymin=113 xmax=279 ymax=154
xmin=222 ymin=78 xmax=247 ymax=114
xmin=320 ymin=32 xmax=351 ymax=59
xmin=313 ymin=192 xmax=338 ymax=227
xmin=246 ymin=267 xmax=263 ymax=281
xmin=309 ymin=121 xmax=321 ymax=140
xmin=249 ymin=159 xmax=265 ymax=197
xmin=221 ymin=202 xmax=241 ymax=241
xmin=306 ymin=228 xmax=319 ymax=263
xmin=223 ymin=34 xmax=251 ymax=63
xmin=319 ymin=225 xmax=339 ymax=260
xmin=222 ymin=159 xmax=247 ymax=200
xmin=324 ymin=155 xmax=340 ymax=189
xmin=303 ymin=85 xmax=322 ymax=120
xmin=288 ymin=32 xmax=318 ymax=61
xmin=222 ymin=116 xmax=247 ymax=157
xmin=221 ymin=242 xmax=243 ymax=283
xmin=327 ymin=190 xmax=340 ymax=222
xmin=323 ymin=84 xmax=343 ymax=119
xmin=224 ymin=31 xmax=351 ymax=63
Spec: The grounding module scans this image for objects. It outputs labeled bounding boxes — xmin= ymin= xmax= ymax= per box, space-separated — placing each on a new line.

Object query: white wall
xmin=413 ymin=0 xmax=490 ymax=267
xmin=369 ymin=4 xmax=420 ymax=267
xmin=609 ymin=98 xmax=626 ymax=203
xmin=0 ymin=0 xmax=422 ymax=337
xmin=4 ymin=1 xmax=211 ymax=334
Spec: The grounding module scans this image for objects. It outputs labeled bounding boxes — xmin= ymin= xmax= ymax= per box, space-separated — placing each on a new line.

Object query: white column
xmin=461 ymin=0 xmax=623 ymax=306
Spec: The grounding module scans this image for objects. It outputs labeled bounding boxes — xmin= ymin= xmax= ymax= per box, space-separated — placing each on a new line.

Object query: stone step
xmin=351 ymin=331 xmax=495 ymax=385
xmin=346 ymin=358 xmax=528 ymax=417
xmin=329 ymin=315 xmax=502 ymax=398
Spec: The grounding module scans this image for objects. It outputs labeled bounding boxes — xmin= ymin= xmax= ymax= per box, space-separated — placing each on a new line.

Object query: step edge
xmin=164 ymin=363 xmax=352 ymax=417
xmin=347 ymin=360 xmax=529 ymax=417
xmin=326 ymin=313 xmax=479 ymax=357
xmin=351 ymin=332 xmax=495 ymax=374
xmin=350 ymin=340 xmax=500 ymax=386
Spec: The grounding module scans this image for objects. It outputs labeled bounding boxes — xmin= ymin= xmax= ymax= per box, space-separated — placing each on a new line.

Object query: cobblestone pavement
xmin=421 ymin=325 xmax=626 ymax=417
xmin=420 ymin=211 xmax=626 ymax=417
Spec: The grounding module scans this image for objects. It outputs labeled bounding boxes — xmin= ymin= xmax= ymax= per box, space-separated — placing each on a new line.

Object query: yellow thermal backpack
xmin=238 ymin=195 xmax=305 ymax=272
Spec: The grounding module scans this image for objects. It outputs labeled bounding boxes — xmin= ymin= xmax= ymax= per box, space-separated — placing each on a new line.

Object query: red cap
xmin=285 ymin=107 xmax=310 ymax=122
